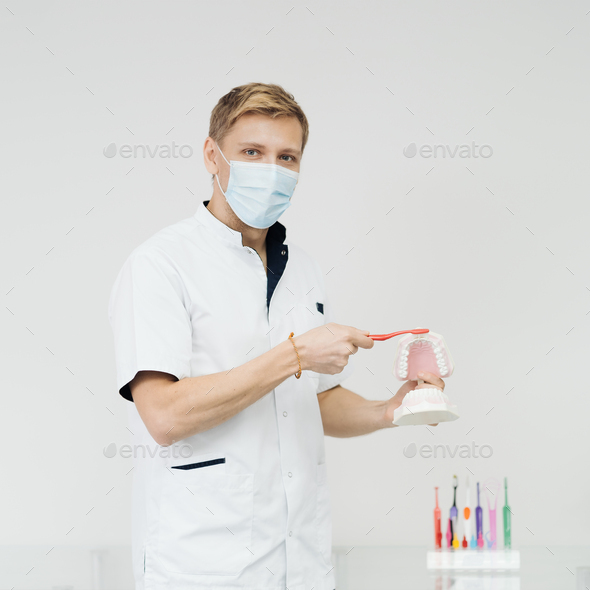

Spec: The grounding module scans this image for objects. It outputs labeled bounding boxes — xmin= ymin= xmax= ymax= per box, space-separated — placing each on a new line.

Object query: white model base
xmin=427 ymin=549 xmax=520 ymax=570
xmin=392 ymin=388 xmax=460 ymax=426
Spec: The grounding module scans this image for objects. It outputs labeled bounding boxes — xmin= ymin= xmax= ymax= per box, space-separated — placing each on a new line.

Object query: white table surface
xmin=1 ymin=544 xmax=588 ymax=589
xmin=332 ymin=545 xmax=590 ymax=590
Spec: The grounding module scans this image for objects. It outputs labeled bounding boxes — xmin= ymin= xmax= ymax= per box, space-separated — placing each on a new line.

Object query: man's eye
xmin=245 ymin=149 xmax=258 ymax=156
xmin=281 ymin=155 xmax=295 ymax=162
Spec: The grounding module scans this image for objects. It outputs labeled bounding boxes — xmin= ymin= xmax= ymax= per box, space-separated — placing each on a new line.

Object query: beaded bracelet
xmin=288 ymin=332 xmax=302 ymax=379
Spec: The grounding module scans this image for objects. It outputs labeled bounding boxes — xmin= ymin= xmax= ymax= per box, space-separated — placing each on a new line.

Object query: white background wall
xmin=2 ymin=0 xmax=589 ymax=585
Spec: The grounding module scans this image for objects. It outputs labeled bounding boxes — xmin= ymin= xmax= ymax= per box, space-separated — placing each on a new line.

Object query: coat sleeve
xmin=108 ymin=248 xmax=193 ymax=402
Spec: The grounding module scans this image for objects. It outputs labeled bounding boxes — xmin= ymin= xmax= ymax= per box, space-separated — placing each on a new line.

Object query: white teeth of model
xmin=391 ymin=330 xmax=457 ymax=426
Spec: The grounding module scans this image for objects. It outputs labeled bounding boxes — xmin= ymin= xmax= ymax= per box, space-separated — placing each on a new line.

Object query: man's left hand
xmin=384 ymin=371 xmax=445 ymax=427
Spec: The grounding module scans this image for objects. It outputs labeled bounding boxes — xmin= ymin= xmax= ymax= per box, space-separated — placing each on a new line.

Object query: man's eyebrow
xmin=237 ymin=141 xmax=302 ymax=157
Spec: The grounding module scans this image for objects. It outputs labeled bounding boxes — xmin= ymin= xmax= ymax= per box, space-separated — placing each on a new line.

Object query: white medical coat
xmin=108 ymin=200 xmax=354 ymax=589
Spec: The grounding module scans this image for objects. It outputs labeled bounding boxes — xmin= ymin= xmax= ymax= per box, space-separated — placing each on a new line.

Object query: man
xmin=108 ymin=82 xmax=444 ymax=590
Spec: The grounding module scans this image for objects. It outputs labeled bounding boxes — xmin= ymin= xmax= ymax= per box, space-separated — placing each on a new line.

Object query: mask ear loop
xmin=216 ymin=142 xmax=231 ymax=166
xmin=214 ymin=142 xmax=231 ymax=197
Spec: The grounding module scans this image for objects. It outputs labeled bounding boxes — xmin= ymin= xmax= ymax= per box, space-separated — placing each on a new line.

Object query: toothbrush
xmin=464 ymin=476 xmax=472 ymax=549
xmin=367 ymin=328 xmax=429 ymax=341
xmin=503 ymin=477 xmax=512 ymax=549
xmin=450 ymin=475 xmax=459 ymax=549
xmin=434 ymin=487 xmax=442 ymax=549
xmin=449 ymin=475 xmax=458 ymax=541
xmin=484 ymin=478 xmax=500 ymax=549
xmin=476 ymin=482 xmax=483 ymax=548
xmin=477 ymin=530 xmax=484 ymax=548
xmin=446 ymin=518 xmax=452 ymax=548
xmin=458 ymin=518 xmax=467 ymax=549
xmin=452 ymin=510 xmax=460 ymax=549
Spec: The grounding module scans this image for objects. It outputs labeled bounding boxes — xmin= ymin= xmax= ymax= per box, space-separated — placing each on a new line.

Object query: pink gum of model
xmin=393 ymin=331 xmax=455 ymax=382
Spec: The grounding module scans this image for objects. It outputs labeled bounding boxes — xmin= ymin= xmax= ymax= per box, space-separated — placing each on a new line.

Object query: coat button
xmin=281 ymin=250 xmax=286 ymax=255
xmin=288 ymin=472 xmax=292 ymax=478
xmin=283 ymin=411 xmax=287 ymax=417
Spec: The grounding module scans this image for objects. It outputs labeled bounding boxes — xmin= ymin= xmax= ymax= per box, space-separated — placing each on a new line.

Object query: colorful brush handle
xmin=450 ymin=505 xmax=457 ymax=543
xmin=486 ymin=508 xmax=497 ymax=549
xmin=503 ymin=505 xmax=512 ymax=548
xmin=368 ymin=328 xmax=429 ymax=341
xmin=464 ymin=507 xmax=471 ymax=543
xmin=476 ymin=505 xmax=483 ymax=541
xmin=435 ymin=512 xmax=442 ymax=549
xmin=477 ymin=531 xmax=484 ymax=548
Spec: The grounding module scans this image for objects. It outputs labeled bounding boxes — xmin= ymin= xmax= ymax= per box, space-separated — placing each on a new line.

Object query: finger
xmin=344 ymin=343 xmax=359 ymax=355
xmin=428 ymin=423 xmax=439 ymax=427
xmin=417 ymin=371 xmax=445 ymax=390
xmin=352 ymin=329 xmax=375 ymax=349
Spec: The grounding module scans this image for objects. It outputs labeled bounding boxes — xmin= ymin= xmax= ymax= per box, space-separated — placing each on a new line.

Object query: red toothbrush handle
xmin=368 ymin=328 xmax=429 ymax=341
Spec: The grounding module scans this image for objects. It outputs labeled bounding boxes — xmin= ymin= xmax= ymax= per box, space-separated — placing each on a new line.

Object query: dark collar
xmin=203 ymin=200 xmax=286 ymax=244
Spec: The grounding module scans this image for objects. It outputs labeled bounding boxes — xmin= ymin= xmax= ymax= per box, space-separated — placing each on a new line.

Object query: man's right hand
xmin=293 ymin=322 xmax=375 ymax=375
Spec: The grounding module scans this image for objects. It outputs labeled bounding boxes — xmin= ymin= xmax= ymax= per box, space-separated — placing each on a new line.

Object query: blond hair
xmin=208 ymin=82 xmax=309 ymax=181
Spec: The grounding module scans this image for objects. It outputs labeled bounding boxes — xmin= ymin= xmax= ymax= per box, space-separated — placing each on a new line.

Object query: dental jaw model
xmin=392 ymin=330 xmax=459 ymax=426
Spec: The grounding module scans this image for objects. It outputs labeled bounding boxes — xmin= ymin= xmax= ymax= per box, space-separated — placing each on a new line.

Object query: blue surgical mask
xmin=214 ymin=142 xmax=299 ymax=229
